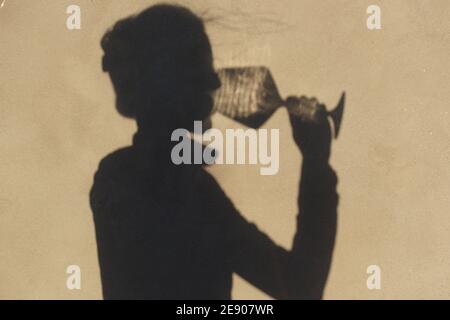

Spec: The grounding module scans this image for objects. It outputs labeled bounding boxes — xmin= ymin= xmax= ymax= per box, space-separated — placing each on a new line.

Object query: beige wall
xmin=1 ymin=0 xmax=449 ymax=299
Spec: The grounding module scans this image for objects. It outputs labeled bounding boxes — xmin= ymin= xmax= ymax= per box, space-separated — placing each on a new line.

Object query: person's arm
xmin=287 ymin=158 xmax=338 ymax=299
xmin=217 ymin=96 xmax=338 ymax=299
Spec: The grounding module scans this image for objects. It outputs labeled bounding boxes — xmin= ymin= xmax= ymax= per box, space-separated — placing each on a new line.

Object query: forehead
xmin=180 ymin=31 xmax=214 ymax=67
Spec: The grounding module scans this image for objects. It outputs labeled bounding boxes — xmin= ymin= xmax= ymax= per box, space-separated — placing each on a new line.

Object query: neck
xmin=133 ymin=126 xmax=175 ymax=151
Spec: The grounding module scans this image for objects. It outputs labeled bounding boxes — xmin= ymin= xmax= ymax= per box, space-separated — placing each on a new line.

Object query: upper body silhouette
xmin=90 ymin=4 xmax=338 ymax=300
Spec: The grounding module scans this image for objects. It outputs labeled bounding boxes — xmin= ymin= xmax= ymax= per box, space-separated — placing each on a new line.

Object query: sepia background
xmin=1 ymin=0 xmax=449 ymax=299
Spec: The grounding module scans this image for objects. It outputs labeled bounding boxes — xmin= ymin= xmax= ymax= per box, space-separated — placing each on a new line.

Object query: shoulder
xmin=195 ymin=168 xmax=222 ymax=194
xmin=95 ymin=146 xmax=136 ymax=179
xmin=90 ymin=147 xmax=137 ymax=210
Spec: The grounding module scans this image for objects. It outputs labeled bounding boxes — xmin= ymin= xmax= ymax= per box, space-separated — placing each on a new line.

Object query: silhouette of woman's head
xmin=101 ymin=4 xmax=220 ymax=133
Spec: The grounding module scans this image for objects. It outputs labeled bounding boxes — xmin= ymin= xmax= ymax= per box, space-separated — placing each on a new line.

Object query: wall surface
xmin=1 ymin=0 xmax=449 ymax=299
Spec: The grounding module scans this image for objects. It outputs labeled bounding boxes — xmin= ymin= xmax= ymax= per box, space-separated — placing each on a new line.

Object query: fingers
xmin=309 ymin=97 xmax=318 ymax=107
xmin=285 ymin=95 xmax=319 ymax=110
xmin=285 ymin=96 xmax=300 ymax=110
xmin=317 ymin=103 xmax=328 ymax=120
xmin=287 ymin=95 xmax=327 ymax=122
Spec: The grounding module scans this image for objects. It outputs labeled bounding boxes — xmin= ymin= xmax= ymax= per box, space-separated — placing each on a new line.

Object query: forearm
xmin=286 ymin=159 xmax=339 ymax=299
xmin=220 ymin=158 xmax=338 ymax=300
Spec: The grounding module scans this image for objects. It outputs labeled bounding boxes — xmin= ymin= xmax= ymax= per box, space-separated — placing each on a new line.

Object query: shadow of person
xmin=90 ymin=4 xmax=339 ymax=300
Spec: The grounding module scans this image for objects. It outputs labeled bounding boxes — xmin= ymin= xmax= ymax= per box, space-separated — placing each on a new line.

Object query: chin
xmin=203 ymin=117 xmax=212 ymax=131
xmin=196 ymin=94 xmax=214 ymax=117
